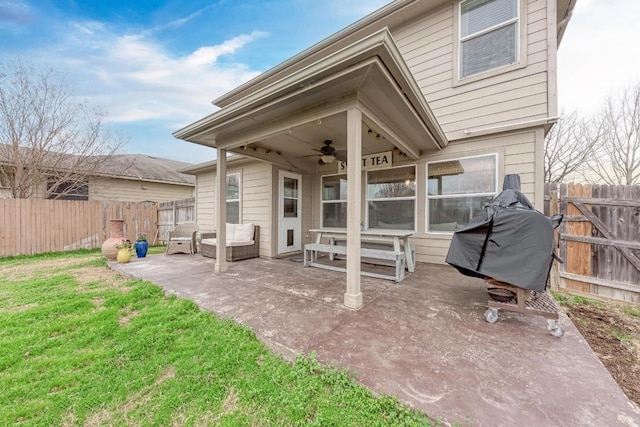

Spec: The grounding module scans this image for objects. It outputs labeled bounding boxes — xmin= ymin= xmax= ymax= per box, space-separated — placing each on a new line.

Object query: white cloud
xmin=185 ymin=31 xmax=268 ymax=67
xmin=34 ymin=21 xmax=267 ymax=127
xmin=558 ymin=0 xmax=640 ymax=115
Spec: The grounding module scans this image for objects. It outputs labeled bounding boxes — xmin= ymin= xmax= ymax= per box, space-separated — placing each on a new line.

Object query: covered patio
xmin=110 ymin=255 xmax=639 ymax=426
xmin=173 ymin=29 xmax=448 ymax=310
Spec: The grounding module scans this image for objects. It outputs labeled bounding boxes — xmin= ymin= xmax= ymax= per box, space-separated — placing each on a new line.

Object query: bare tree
xmin=544 ymin=110 xmax=596 ymax=183
xmin=0 ymin=60 xmax=126 ymax=199
xmin=586 ymin=81 xmax=640 ymax=185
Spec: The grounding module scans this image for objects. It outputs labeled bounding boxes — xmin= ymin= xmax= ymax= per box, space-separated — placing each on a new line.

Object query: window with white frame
xmin=321 ymin=174 xmax=347 ymax=228
xmin=226 ymin=173 xmax=241 ymax=224
xmin=459 ymin=0 xmax=519 ymax=79
xmin=427 ymin=154 xmax=498 ymax=232
xmin=367 ymin=165 xmax=416 ymax=231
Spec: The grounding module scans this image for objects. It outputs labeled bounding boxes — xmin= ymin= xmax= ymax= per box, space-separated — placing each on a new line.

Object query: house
xmin=175 ymin=0 xmax=577 ymax=309
xmin=88 ymin=154 xmax=195 ymax=202
xmin=0 ymin=149 xmax=195 ymax=202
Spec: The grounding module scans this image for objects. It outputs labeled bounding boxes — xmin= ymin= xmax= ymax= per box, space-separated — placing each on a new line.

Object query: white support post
xmin=344 ymin=107 xmax=363 ymax=309
xmin=215 ymin=148 xmax=228 ymax=273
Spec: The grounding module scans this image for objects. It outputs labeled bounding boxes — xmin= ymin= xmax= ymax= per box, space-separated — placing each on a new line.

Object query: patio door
xmin=278 ymin=171 xmax=302 ymax=254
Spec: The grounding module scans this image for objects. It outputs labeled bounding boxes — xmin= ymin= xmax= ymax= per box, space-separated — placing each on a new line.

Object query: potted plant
xmin=135 ymin=233 xmax=149 ymax=258
xmin=116 ymin=239 xmax=132 ymax=263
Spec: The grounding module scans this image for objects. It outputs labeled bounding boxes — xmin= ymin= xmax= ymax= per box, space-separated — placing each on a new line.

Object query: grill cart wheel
xmin=483 ymin=279 xmax=564 ymax=337
xmin=547 ymin=319 xmax=564 ymax=337
xmin=484 ymin=308 xmax=499 ymax=324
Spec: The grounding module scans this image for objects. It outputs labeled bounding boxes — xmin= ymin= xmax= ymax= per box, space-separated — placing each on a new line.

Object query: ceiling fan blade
xmin=334 ymin=150 xmax=347 ymax=162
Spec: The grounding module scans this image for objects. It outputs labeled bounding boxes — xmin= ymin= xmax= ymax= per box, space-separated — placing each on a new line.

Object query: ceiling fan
xmin=309 ymin=140 xmax=347 ymax=164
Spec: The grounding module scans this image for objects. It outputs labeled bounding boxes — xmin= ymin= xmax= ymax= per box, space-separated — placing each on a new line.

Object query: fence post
xmin=549 ymin=188 xmax=561 ymax=290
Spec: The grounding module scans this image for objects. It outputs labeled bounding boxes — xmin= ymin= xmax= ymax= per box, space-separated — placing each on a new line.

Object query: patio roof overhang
xmin=173 ymin=28 xmax=448 ymax=171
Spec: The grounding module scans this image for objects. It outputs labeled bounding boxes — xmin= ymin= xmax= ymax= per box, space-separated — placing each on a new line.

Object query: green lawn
xmin=0 ymin=251 xmax=435 ymax=426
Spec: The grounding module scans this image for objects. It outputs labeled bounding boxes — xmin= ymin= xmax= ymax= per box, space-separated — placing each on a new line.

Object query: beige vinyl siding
xmin=195 ymin=170 xmax=216 ymax=232
xmin=240 ymin=163 xmax=272 ymax=257
xmin=393 ymin=0 xmax=551 ymax=140
xmin=412 ymin=128 xmax=543 ymax=265
xmin=89 ymin=178 xmax=194 ymax=202
xmin=194 ymin=161 xmax=273 ymax=257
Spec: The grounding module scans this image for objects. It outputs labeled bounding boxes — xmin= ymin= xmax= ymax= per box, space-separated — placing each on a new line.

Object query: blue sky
xmin=1 ymin=0 xmax=638 ymax=164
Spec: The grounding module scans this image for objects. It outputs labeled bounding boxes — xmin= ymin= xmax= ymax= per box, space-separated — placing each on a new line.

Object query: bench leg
xmin=395 ymin=256 xmax=406 ymax=282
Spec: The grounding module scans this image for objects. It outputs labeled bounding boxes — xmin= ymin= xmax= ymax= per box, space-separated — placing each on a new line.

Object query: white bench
xmin=303 ymin=243 xmax=406 ymax=282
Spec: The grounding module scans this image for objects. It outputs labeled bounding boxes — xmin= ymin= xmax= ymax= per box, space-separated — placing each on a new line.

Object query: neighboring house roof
xmin=100 ymin=154 xmax=195 ymax=186
xmin=0 ymin=145 xmax=195 ymax=186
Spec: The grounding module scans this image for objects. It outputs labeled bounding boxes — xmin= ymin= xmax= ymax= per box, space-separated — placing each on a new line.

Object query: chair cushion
xmin=201 ymin=238 xmax=254 ymax=247
xmin=234 ymin=223 xmax=254 ymax=242
xmin=170 ymin=237 xmax=192 ymax=241
xmin=226 ymin=223 xmax=236 ymax=241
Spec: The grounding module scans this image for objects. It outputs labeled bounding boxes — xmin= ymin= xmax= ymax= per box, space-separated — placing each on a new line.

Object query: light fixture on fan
xmin=320 ymin=154 xmax=335 ymax=164
xmin=305 ymin=139 xmax=346 ymax=164
xmin=318 ymin=139 xmax=336 ymax=164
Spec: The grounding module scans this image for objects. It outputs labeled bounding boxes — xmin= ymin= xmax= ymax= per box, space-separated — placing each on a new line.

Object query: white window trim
xmin=366 ymin=165 xmax=417 ymax=232
xmin=426 ymin=153 xmax=499 ymax=234
xmin=320 ymin=172 xmax=347 ymax=229
xmin=226 ymin=172 xmax=242 ymax=224
xmin=453 ymin=0 xmax=528 ymax=86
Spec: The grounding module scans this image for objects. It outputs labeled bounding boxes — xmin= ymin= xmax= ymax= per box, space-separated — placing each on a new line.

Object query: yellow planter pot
xmin=117 ymin=248 xmax=132 ymax=263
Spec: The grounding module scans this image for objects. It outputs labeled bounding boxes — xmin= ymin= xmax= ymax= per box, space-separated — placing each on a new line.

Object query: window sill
xmin=453 ymin=61 xmax=527 ymax=88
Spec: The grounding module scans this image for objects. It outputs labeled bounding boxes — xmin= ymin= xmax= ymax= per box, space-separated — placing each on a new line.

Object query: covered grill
xmin=445 ymin=175 xmax=561 ymax=292
xmin=445 ymin=175 xmax=565 ymax=336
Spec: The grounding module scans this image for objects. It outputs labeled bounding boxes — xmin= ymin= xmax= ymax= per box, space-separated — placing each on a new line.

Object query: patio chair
xmin=200 ymin=224 xmax=260 ymax=261
xmin=166 ymin=223 xmax=199 ymax=255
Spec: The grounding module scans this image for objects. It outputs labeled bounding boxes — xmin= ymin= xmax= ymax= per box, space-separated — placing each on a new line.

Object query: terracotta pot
xmin=116 ymin=248 xmax=132 ymax=263
xmin=102 ymin=219 xmax=125 ymax=260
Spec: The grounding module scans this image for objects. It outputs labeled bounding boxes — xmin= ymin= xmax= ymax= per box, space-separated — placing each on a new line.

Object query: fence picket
xmin=546 ymin=182 xmax=640 ymax=303
xmin=0 ymin=199 xmax=159 ymax=256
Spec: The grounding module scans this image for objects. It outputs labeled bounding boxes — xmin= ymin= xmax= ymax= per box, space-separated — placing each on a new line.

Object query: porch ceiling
xmin=174 ymin=28 xmax=447 ymax=169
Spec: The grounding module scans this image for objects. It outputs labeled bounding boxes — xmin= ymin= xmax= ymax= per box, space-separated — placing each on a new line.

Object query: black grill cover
xmin=445 ymin=179 xmax=561 ymax=292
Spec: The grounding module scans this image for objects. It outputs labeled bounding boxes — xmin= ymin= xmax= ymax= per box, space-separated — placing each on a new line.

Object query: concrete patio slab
xmin=111 ymin=254 xmax=640 ymax=426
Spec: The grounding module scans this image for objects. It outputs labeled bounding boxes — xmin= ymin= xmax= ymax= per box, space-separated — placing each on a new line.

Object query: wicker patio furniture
xmin=200 ymin=224 xmax=259 ymax=261
xmin=166 ymin=223 xmax=199 ymax=255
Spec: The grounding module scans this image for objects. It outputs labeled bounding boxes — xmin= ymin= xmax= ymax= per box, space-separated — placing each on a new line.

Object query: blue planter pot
xmin=135 ymin=241 xmax=148 ymax=258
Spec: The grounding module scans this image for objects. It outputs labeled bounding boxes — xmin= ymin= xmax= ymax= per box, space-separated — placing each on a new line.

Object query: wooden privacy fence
xmin=545 ymin=183 xmax=640 ymax=303
xmin=157 ymin=197 xmax=195 ymax=243
xmin=0 ymin=199 xmax=157 ymax=257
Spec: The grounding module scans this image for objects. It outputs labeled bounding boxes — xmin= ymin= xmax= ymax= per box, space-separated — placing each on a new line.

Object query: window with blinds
xmin=459 ymin=0 xmax=519 ymax=79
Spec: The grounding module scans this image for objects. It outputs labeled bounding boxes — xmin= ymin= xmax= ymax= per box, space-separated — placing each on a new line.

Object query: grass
xmin=0 ymin=251 xmax=434 ymax=426
xmin=552 ymin=292 xmax=604 ymax=307
xmin=622 ymin=305 xmax=640 ymax=318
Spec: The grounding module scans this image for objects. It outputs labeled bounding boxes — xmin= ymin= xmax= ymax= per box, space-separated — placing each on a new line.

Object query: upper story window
xmin=226 ymin=173 xmax=241 ymax=224
xmin=459 ymin=0 xmax=519 ymax=79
